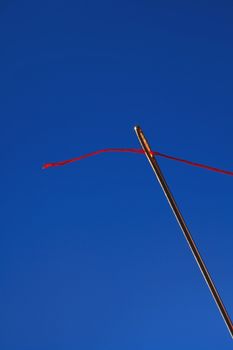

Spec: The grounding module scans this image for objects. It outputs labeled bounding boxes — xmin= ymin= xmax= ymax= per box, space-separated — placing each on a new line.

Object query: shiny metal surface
xmin=134 ymin=125 xmax=233 ymax=338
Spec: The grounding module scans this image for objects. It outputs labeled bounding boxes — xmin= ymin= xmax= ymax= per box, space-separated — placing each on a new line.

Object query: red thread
xmin=42 ymin=148 xmax=233 ymax=177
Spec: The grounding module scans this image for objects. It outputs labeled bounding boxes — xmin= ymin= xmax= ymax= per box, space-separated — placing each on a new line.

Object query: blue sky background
xmin=1 ymin=1 xmax=233 ymax=349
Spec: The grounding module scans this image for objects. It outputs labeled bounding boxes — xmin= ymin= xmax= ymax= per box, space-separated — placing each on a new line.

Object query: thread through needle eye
xmin=134 ymin=125 xmax=233 ymax=338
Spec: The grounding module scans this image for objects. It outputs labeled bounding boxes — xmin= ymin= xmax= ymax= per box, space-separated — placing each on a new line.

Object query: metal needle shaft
xmin=134 ymin=125 xmax=233 ymax=338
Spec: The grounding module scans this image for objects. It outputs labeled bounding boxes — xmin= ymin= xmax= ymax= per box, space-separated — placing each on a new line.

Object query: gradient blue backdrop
xmin=1 ymin=1 xmax=233 ymax=349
